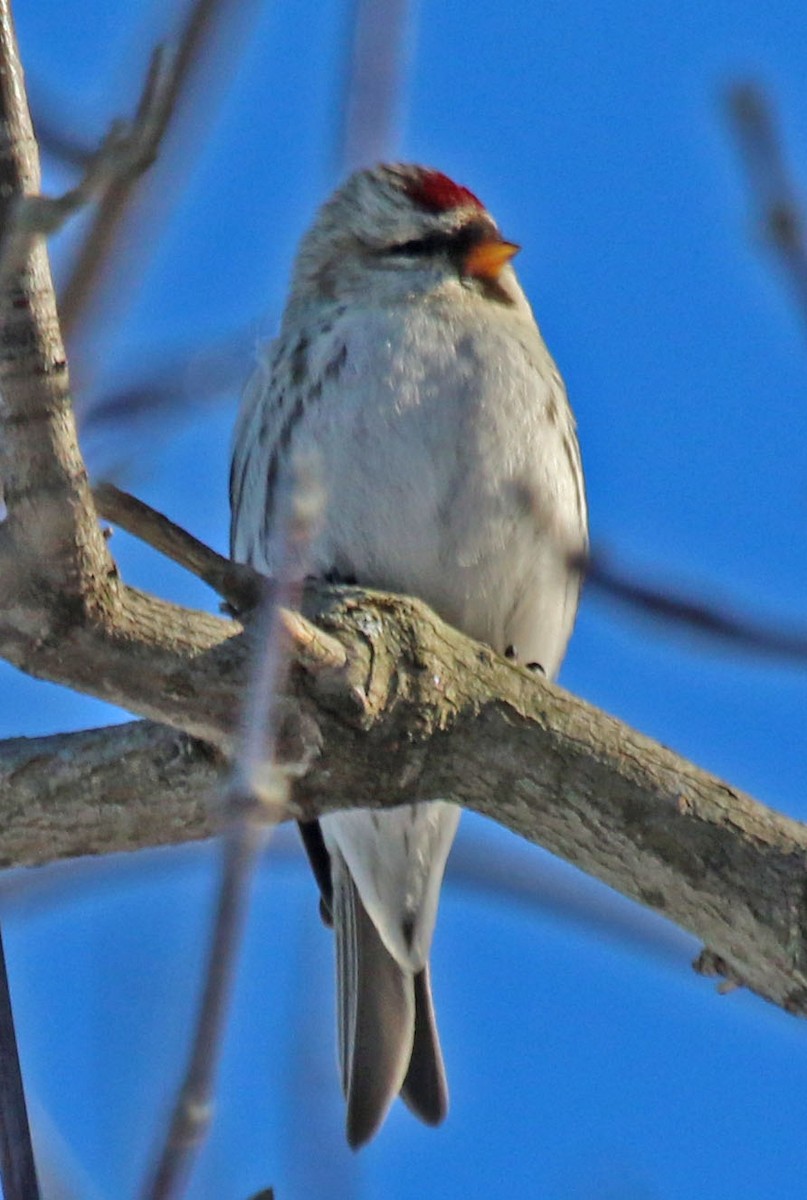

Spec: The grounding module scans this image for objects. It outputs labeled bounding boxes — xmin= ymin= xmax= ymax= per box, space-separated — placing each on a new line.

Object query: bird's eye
xmin=380 ymin=220 xmax=494 ymax=263
xmin=383 ymin=233 xmax=456 ymax=258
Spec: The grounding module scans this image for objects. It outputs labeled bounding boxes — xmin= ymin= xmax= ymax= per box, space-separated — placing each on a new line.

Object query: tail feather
xmin=399 ymin=964 xmax=449 ymax=1127
xmin=332 ymin=859 xmax=416 ymax=1148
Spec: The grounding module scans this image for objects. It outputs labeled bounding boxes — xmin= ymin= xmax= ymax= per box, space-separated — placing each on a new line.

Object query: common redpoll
xmin=230 ymin=163 xmax=587 ymax=1147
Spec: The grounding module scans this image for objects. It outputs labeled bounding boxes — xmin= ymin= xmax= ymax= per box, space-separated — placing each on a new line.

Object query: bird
xmin=229 ymin=163 xmax=588 ymax=1148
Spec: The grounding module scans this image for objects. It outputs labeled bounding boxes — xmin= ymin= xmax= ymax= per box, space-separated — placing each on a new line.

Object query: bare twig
xmin=141 ymin=459 xmax=322 ymax=1200
xmin=0 ymin=927 xmax=40 ymax=1200
xmin=337 ymin=0 xmax=412 ymax=172
xmin=726 ymin=82 xmax=807 ymax=328
xmin=98 ymin=476 xmax=807 ymax=667
xmin=31 ymin=99 xmax=93 ymax=169
xmin=56 ymin=40 xmax=178 ymax=339
xmin=587 ymin=548 xmax=807 ymax=663
xmin=0 ymin=46 xmax=172 ymax=298
xmin=93 ymin=482 xmax=264 ymax=615
xmin=142 ymin=822 xmax=266 ymax=1200
xmin=80 ymin=326 xmax=252 ymax=435
xmin=60 ymin=0 xmax=262 ymax=349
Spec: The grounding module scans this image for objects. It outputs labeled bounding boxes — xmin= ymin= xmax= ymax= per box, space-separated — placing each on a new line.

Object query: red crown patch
xmin=405 ymin=169 xmax=484 ymax=214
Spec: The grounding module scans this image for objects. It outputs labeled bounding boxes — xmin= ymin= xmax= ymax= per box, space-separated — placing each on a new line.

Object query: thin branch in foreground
xmin=336 ymin=0 xmax=412 ymax=173
xmin=142 ymin=821 xmax=266 ymax=1200
xmin=726 ymin=81 xmax=807 ymax=329
xmin=93 ymin=482 xmax=264 ymax=616
xmin=140 ymin=457 xmax=323 ymax=1200
xmin=79 ymin=326 xmax=252 ymax=436
xmin=0 ymin=45 xmax=173 ymax=297
xmin=0 ymin=927 xmax=40 ymax=1200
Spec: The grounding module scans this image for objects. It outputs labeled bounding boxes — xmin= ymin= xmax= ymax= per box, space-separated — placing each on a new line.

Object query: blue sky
xmin=6 ymin=0 xmax=807 ymax=1196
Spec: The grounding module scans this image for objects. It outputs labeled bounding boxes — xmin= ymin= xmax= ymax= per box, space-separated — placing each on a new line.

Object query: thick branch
xmin=2 ymin=583 xmax=807 ymax=1018
xmin=0 ymin=722 xmax=218 ymax=866
xmin=0 ymin=0 xmax=115 ymax=603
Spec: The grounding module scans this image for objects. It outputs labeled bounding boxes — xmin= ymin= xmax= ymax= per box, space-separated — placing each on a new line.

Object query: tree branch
xmin=587 ymin=549 xmax=807 ymax=662
xmin=0 ymin=0 xmax=113 ymax=606
xmin=93 ymin=482 xmax=263 ymax=615
xmin=0 ymin=723 xmax=218 ymax=866
xmin=59 ymin=0 xmax=264 ymax=360
xmin=0 ymin=46 xmax=173 ymax=298
xmin=58 ymin=0 xmax=235 ymax=341
xmin=97 ymin=482 xmax=807 ymax=666
xmin=2 ymin=580 xmax=807 ymax=1018
xmin=0 ymin=927 xmax=40 ymax=1200
xmin=727 ymin=81 xmax=807 ymax=330
xmin=140 ymin=462 xmax=321 ymax=1200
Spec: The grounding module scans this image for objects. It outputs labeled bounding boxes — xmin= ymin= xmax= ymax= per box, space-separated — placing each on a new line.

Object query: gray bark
xmin=2 ymin=585 xmax=807 ymax=1019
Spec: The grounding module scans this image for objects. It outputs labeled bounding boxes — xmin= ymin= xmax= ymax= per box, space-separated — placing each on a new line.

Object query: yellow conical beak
xmin=463 ymin=238 xmax=520 ymax=280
